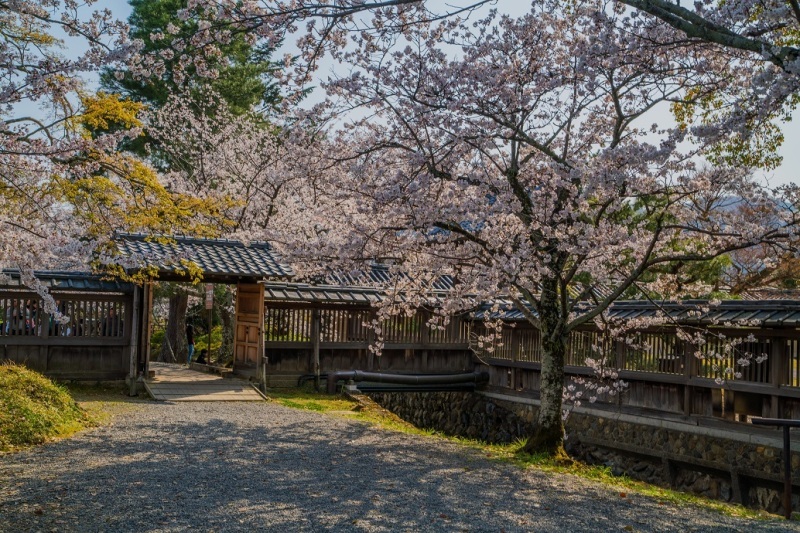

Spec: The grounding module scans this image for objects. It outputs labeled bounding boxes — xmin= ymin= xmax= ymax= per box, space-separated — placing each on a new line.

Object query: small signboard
xmin=205 ymin=283 xmax=213 ymax=310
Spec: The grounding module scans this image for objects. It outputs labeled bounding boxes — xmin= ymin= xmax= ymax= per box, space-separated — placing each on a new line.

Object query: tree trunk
xmin=521 ymin=281 xmax=570 ymax=461
xmin=158 ymin=292 xmax=189 ymax=363
xmin=218 ymin=287 xmax=234 ymax=366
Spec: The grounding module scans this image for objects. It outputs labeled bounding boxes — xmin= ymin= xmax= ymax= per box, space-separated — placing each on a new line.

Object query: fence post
xmin=751 ymin=417 xmax=800 ymax=519
xmin=510 ymin=328 xmax=517 ymax=363
xmin=312 ymin=308 xmax=321 ymax=390
xmin=615 ymin=339 xmax=625 ymax=371
xmin=128 ymin=286 xmax=141 ymax=397
xmin=771 ymin=336 xmax=787 ymax=418
xmin=683 ymin=339 xmax=694 ymax=416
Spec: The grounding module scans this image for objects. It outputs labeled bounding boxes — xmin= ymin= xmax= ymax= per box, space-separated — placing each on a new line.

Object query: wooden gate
xmin=233 ymin=283 xmax=264 ymax=372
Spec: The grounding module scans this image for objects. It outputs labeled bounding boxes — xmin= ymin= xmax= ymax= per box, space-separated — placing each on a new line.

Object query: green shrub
xmin=195 ymin=325 xmax=223 ymax=353
xmin=150 ymin=328 xmax=165 ymax=354
xmin=0 ymin=362 xmax=90 ymax=453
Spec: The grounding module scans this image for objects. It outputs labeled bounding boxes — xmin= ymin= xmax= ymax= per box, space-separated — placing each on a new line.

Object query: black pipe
xmin=326 ymin=369 xmax=489 ymax=394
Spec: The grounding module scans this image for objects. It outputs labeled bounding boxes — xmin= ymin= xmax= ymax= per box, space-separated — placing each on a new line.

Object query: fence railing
xmin=0 ymin=293 xmax=129 ymax=341
xmin=264 ymin=306 xmax=469 ymax=346
xmin=477 ymin=326 xmax=799 ymax=389
xmin=265 ymin=307 xmax=312 ymax=342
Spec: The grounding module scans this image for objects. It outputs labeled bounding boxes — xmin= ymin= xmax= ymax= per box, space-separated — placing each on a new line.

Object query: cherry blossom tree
xmin=150 ymin=90 xmax=280 ymax=237
xmin=161 ymin=1 xmax=800 ymax=172
xmin=259 ymin=4 xmax=800 ymax=456
xmin=145 ymin=86 xmax=336 ymax=364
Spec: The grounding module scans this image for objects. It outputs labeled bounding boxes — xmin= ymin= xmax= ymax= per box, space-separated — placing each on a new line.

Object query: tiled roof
xmin=0 ymin=271 xmax=134 ymax=293
xmin=115 ymin=234 xmax=293 ymax=280
xmin=477 ymin=299 xmax=800 ymax=328
xmin=264 ymin=278 xmax=462 ymax=305
xmin=741 ymin=289 xmax=800 ymax=300
xmin=325 ymin=264 xmax=456 ymax=290
xmin=264 ymin=282 xmax=383 ymax=304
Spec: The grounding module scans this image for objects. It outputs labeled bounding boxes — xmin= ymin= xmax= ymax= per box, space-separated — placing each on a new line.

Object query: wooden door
xmin=234 ymin=283 xmax=264 ymax=370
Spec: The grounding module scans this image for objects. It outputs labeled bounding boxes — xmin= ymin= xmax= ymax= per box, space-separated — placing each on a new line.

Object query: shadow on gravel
xmin=0 ymin=402 xmax=797 ymax=533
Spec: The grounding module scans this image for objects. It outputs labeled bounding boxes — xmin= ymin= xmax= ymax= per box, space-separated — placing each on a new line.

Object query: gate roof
xmin=115 ymin=234 xmax=293 ymax=283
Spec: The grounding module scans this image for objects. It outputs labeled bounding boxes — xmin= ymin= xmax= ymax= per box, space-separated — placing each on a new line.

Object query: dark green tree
xmin=102 ymin=0 xmax=281 ymax=115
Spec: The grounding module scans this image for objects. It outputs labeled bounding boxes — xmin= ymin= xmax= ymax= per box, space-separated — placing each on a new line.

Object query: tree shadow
xmin=0 ymin=402 xmax=793 ymax=532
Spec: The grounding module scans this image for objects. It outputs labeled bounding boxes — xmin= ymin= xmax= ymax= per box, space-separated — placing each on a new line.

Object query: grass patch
xmin=266 ymin=387 xmax=775 ymax=521
xmin=0 ymin=362 xmax=92 ymax=453
xmin=267 ymin=385 xmax=360 ymax=413
xmin=510 ymin=449 xmax=770 ymax=520
xmin=65 ymin=382 xmax=147 ymax=424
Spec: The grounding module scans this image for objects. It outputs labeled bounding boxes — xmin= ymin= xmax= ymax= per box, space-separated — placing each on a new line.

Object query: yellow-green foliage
xmin=73 ymin=91 xmax=144 ymax=134
xmin=0 ymin=362 xmax=90 ymax=453
xmin=672 ymin=87 xmax=786 ymax=170
xmin=57 ymin=92 xmax=237 ymax=259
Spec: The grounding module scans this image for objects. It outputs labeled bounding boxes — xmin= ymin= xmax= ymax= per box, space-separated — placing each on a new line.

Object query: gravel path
xmin=1 ymin=400 xmax=798 ymax=533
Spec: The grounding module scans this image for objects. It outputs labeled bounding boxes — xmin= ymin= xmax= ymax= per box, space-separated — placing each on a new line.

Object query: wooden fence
xmin=262 ymin=303 xmax=800 ymax=420
xmin=0 ymin=290 xmax=133 ymax=380
xmin=262 ymin=305 xmax=472 ymax=384
xmin=479 ymin=324 xmax=800 ymax=420
xmin=265 ymin=306 xmax=469 ymax=348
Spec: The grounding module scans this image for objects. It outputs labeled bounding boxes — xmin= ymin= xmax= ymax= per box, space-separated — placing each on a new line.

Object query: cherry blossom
xmin=261 ymin=4 xmax=800 ymax=453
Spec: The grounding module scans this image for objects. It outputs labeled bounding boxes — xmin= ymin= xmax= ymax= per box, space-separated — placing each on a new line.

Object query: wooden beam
xmin=128 ymin=285 xmax=141 ymax=397
xmin=312 ymin=308 xmax=321 ymax=390
xmin=771 ymin=337 xmax=787 ymax=417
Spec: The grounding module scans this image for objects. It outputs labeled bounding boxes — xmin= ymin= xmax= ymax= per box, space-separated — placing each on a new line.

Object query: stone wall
xmin=367 ymin=391 xmax=800 ymax=514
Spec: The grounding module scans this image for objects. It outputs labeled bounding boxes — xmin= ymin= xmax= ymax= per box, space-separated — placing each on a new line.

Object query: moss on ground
xmin=0 ymin=362 xmax=92 ymax=453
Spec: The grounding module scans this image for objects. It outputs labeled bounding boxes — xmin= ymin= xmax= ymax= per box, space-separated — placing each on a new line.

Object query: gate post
xmin=128 ymin=285 xmax=141 ymax=397
xmin=312 ymin=308 xmax=321 ymax=390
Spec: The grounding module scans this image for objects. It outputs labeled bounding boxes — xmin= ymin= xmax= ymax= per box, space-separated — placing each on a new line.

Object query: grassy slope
xmin=0 ymin=362 xmax=91 ymax=453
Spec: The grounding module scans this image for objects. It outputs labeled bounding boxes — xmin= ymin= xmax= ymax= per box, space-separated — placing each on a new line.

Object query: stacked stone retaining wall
xmin=367 ymin=391 xmax=800 ymax=514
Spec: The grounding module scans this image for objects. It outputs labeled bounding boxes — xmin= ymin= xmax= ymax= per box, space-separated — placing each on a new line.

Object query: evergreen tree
xmin=102 ymin=0 xmax=281 ymax=115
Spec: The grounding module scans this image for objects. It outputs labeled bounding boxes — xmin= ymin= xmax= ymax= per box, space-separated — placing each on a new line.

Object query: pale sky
xmin=86 ymin=1 xmax=800 ymax=188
